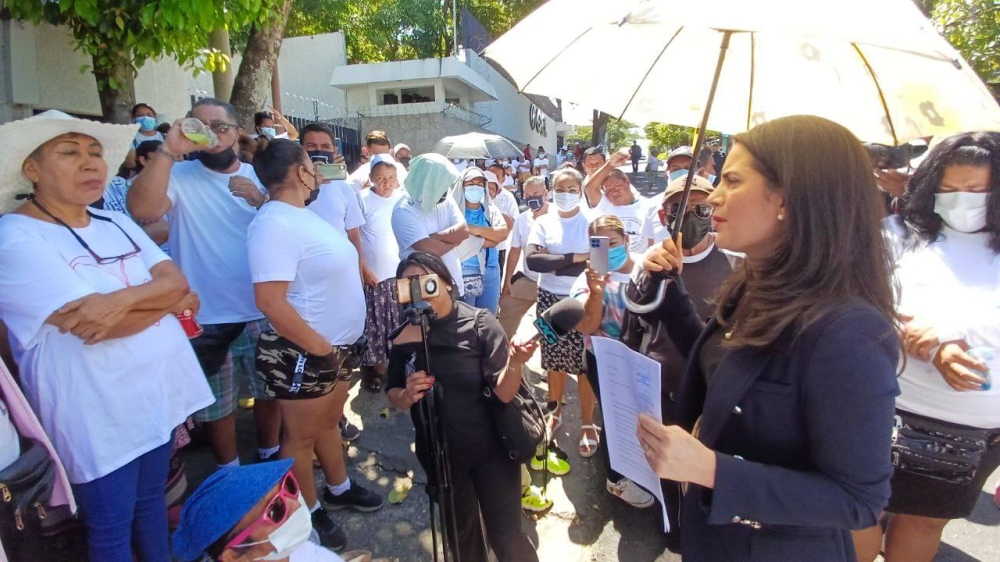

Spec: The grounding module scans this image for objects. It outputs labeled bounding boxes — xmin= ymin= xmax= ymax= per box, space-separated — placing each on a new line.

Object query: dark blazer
xmin=633 ymin=273 xmax=900 ymax=562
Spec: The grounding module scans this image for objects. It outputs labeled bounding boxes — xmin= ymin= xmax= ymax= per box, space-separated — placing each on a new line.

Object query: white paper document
xmin=591 ymin=336 xmax=670 ymax=532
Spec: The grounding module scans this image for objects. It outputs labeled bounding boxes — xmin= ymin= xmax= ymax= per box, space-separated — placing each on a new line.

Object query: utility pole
xmin=452 ymin=0 xmax=458 ymax=55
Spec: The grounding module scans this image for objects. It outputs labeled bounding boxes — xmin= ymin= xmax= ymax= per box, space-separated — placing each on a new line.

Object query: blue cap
xmin=171 ymin=459 xmax=294 ymax=562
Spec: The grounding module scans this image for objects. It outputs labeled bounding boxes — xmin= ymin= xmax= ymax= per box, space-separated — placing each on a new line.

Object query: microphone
xmin=527 ymin=298 xmax=586 ymax=345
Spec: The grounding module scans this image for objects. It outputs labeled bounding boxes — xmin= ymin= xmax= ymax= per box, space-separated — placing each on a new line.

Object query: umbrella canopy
xmin=483 ymin=0 xmax=1000 ymax=145
xmin=432 ymin=132 xmax=523 ymax=160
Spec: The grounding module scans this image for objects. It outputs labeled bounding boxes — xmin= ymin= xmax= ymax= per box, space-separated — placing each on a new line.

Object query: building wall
xmin=361 ymin=113 xmax=490 ymax=156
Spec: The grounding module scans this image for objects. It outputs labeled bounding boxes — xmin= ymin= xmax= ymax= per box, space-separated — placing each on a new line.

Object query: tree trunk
xmin=270 ymin=61 xmax=282 ymax=114
xmin=94 ymin=54 xmax=136 ymax=124
xmin=230 ymin=0 xmax=293 ymax=128
xmin=592 ymin=110 xmax=609 ymax=148
xmin=209 ymin=28 xmax=235 ymax=103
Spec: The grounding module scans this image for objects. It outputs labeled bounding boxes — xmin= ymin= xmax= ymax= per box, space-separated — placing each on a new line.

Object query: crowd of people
xmin=0 ymin=98 xmax=997 ymax=562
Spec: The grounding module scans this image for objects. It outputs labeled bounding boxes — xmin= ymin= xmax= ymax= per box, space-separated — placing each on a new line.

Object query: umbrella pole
xmin=671 ymin=31 xmax=733 ymax=242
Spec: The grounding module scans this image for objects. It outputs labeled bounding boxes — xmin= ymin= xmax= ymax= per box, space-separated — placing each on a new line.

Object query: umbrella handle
xmin=620 ymin=279 xmax=667 ymax=314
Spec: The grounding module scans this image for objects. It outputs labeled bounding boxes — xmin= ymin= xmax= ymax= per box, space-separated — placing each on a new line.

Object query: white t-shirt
xmin=360 ymin=188 xmax=406 ymax=282
xmin=248 ymin=202 xmax=366 ymax=345
xmin=291 ymin=541 xmax=344 ymax=562
xmin=491 ymin=188 xmax=520 ymax=252
xmin=309 ymin=180 xmax=365 ymax=234
xmin=503 ymin=174 xmax=515 ymax=189
xmin=0 ymin=211 xmax=214 ymax=483
xmin=642 ymin=192 xmax=670 ymax=245
xmin=527 ymin=211 xmax=590 ymax=295
xmin=510 ymin=210 xmax=543 ymax=282
xmin=886 ymin=218 xmax=1000 ymax=428
xmin=517 ymin=160 xmax=531 ymax=174
xmin=132 ymin=131 xmax=164 ymax=150
xmin=166 ymin=160 xmax=266 ymax=324
xmin=586 ymin=195 xmax=650 ymax=254
xmin=534 ymin=156 xmax=551 ymax=178
xmin=392 ymin=196 xmax=467 ymax=296
xmin=0 ymin=399 xmax=19 ymax=471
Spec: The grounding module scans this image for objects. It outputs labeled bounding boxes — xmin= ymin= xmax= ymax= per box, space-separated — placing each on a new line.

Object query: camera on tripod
xmin=396 ymin=273 xmax=442 ymax=305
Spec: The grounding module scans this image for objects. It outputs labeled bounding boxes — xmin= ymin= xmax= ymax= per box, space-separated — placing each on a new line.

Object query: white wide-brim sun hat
xmin=0 ymin=110 xmax=139 ymax=214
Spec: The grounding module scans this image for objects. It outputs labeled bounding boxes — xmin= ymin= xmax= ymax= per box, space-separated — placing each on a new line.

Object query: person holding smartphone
xmin=386 ymin=252 xmax=539 ymax=562
xmin=248 ymin=140 xmax=384 ymax=551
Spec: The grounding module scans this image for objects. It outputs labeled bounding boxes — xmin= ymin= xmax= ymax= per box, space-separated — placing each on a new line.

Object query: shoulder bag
xmin=891 ymin=411 xmax=993 ymax=485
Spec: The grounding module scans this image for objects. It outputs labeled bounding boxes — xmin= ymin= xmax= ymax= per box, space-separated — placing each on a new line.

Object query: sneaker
xmin=530 ymin=449 xmax=571 ymax=476
xmin=340 ymin=416 xmax=361 ymax=442
xmin=521 ymin=485 xmax=553 ymax=512
xmin=255 ymin=450 xmax=280 ymax=463
xmin=606 ymin=478 xmax=655 ymax=509
xmin=310 ymin=507 xmax=348 ymax=551
xmin=323 ymin=481 xmax=385 ymax=512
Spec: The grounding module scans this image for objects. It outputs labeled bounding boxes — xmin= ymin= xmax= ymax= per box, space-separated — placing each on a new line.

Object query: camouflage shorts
xmin=255 ymin=331 xmax=345 ymax=400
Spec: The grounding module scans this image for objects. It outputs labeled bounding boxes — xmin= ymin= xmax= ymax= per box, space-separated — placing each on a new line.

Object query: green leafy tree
xmin=7 ymin=0 xmax=277 ymax=123
xmin=932 ymin=0 xmax=1000 ymax=83
xmin=605 ymin=118 xmax=639 ymax=152
xmin=644 ymin=122 xmax=721 ymax=151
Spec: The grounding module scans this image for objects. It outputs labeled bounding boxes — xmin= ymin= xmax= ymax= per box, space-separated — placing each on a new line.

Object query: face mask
xmin=525 ymin=195 xmax=544 ymax=211
xmin=669 ymin=168 xmax=689 ymax=182
xmin=196 ymin=146 xmax=238 ymax=172
xmin=399 ymin=156 xmax=411 ymax=169
xmin=680 ymin=212 xmax=713 ymax=249
xmin=260 ymin=127 xmax=277 ymax=139
xmin=935 ymin=192 xmax=988 ymax=233
xmin=464 ymin=185 xmax=485 ymax=204
xmin=307 ymin=150 xmax=336 ymax=164
xmin=250 ymin=500 xmax=313 ymax=561
xmin=609 ymin=244 xmax=629 ymax=271
xmin=554 ymin=192 xmax=580 ymax=211
xmin=134 ymin=116 xmax=156 ymax=132
xmin=303 ymin=168 xmax=321 ymax=206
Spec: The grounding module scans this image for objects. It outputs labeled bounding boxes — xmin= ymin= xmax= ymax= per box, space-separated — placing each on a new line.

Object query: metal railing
xmin=354 ymin=101 xmax=491 ymax=128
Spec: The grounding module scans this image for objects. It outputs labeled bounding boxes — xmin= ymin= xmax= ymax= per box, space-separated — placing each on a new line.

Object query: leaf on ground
xmin=388 ymin=481 xmax=411 ymax=504
xmin=379 ymin=407 xmax=392 ymax=419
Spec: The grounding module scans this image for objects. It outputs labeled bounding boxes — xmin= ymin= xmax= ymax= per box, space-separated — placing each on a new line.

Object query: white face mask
xmin=245 ymin=498 xmax=313 ymax=561
xmin=554 ymin=192 xmax=580 ymax=211
xmin=934 ymin=192 xmax=988 ymax=233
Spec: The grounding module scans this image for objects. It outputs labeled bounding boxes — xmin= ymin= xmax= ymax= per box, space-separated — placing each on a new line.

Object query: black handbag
xmin=473 ymin=309 xmax=545 ymax=461
xmin=0 ymin=438 xmax=57 ymax=554
xmin=891 ymin=412 xmax=992 ymax=485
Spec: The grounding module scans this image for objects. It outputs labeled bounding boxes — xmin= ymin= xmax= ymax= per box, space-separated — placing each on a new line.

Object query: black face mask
xmin=307 ymin=150 xmax=336 ymax=164
xmin=680 ymin=211 xmax=712 ymax=250
xmin=305 ymin=186 xmax=320 ymax=206
xmin=525 ymin=195 xmax=544 ymax=211
xmin=196 ymin=146 xmax=238 ymax=172
xmin=398 ymin=156 xmax=411 ymax=169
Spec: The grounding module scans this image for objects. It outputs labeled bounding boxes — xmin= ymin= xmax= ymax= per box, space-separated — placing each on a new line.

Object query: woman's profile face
xmin=707 ymin=144 xmax=784 ymax=260
xmin=21 ymin=133 xmax=107 ymax=207
xmin=937 ymin=164 xmax=991 ymax=194
xmin=218 ymin=482 xmax=301 ymax=562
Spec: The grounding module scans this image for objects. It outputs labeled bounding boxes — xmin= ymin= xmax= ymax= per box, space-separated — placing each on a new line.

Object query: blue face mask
xmin=669 ymin=168 xmax=689 ymax=182
xmin=134 ymin=116 xmax=157 ymax=132
xmin=260 ymin=127 xmax=277 ymax=139
xmin=464 ymin=185 xmax=485 ymax=204
xmin=608 ymin=244 xmax=629 ymax=271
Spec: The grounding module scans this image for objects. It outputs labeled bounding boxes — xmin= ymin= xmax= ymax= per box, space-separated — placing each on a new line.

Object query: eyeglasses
xmin=659 ymin=203 xmax=714 ymax=226
xmin=224 ymin=472 xmax=300 ymax=550
xmin=204 ymin=121 xmax=239 ymax=135
xmin=30 ymin=198 xmax=141 ymax=264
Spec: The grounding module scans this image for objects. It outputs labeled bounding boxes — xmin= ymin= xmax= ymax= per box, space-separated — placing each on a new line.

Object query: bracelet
xmin=157 ymin=144 xmax=181 ymax=161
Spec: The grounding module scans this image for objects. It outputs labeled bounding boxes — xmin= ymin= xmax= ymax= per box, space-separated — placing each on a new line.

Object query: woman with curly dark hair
xmin=854 ymin=132 xmax=1000 ymax=562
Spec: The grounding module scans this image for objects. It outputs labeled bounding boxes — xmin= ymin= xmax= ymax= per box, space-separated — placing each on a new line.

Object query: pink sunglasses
xmin=224 ymin=472 xmax=300 ymax=550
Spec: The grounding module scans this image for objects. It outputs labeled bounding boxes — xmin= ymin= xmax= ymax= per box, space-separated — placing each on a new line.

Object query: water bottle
xmin=966 ymin=346 xmax=995 ymax=391
xmin=180 ymin=118 xmax=218 ymax=148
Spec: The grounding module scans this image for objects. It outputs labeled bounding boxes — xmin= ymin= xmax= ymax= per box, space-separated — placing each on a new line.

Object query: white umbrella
xmin=483 ymin=0 xmax=1000 ymax=146
xmin=432 ymin=132 xmax=523 ymax=160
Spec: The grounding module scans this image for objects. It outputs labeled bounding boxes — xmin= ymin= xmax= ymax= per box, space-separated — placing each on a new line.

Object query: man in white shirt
xmin=582 ymin=151 xmax=650 ymax=253
xmin=391 ymin=154 xmax=470 ymax=294
xmin=486 ymin=162 xmax=519 ymax=278
xmin=498 ymin=176 xmax=549 ymax=338
xmin=128 ymin=97 xmax=279 ymax=468
xmin=533 ymin=147 xmax=551 ymax=186
xmin=346 ymin=130 xmax=396 ymax=193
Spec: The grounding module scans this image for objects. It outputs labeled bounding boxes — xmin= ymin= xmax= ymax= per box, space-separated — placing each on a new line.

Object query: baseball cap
xmin=663 ymin=174 xmax=715 ymax=200
xmin=665 ymin=146 xmax=694 ymax=165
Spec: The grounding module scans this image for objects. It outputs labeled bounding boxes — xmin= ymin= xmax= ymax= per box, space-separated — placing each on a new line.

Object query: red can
xmin=175 ymin=309 xmax=204 ymax=339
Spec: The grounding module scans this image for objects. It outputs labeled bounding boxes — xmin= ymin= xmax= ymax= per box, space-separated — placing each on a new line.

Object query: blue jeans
xmin=72 ymin=439 xmax=173 ymax=562
xmin=461 ymin=265 xmax=502 ymax=314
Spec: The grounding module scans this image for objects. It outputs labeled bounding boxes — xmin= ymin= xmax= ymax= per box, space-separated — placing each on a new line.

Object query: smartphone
xmin=335 ymin=137 xmax=344 ymax=157
xmin=316 ymin=163 xmax=348 ymax=181
xmin=590 ymin=236 xmax=609 ymax=275
xmin=396 ymin=274 xmax=442 ymax=305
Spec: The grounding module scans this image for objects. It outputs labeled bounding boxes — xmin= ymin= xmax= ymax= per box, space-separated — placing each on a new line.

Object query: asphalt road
xmin=180 ymin=168 xmax=1000 ymax=561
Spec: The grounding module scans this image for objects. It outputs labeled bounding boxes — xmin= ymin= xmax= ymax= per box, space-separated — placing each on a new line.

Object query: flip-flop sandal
xmin=579 ymin=424 xmax=602 ymax=458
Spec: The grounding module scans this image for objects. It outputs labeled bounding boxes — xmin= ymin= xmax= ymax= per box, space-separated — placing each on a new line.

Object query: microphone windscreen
xmin=533 ymin=298 xmax=586 ymax=344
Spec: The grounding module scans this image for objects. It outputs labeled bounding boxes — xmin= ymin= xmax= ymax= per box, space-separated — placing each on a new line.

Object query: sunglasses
xmin=31 ymin=199 xmax=141 ymax=264
xmin=224 ymin=472 xmax=300 ymax=550
xmin=659 ymin=203 xmax=713 ymax=226
xmin=202 ymin=121 xmax=239 ymax=135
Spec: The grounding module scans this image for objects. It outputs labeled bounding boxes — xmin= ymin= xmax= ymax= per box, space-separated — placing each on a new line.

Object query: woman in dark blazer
xmin=632 ymin=115 xmax=900 ymax=562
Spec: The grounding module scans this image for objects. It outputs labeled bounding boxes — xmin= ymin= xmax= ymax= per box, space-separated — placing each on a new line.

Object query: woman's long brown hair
xmin=715 ymin=115 xmax=897 ymax=348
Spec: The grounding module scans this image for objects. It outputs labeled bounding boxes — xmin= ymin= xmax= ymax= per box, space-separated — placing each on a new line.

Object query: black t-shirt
xmin=386 ymin=301 xmax=509 ymax=461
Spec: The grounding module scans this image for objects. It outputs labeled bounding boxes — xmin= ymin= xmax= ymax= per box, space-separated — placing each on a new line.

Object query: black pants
xmin=441 ymin=446 xmax=538 ymax=562
xmin=631 ymin=159 xmax=640 ymax=173
xmin=497 ymin=249 xmax=507 ymax=289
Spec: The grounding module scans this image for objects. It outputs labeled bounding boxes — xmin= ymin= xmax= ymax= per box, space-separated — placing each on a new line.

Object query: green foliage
xmin=932 ymin=0 xmax=1000 ymax=82
xmin=566 ymin=125 xmax=593 ymax=146
xmin=7 ymin=0 xmax=279 ymax=92
xmin=461 ymin=0 xmax=544 ymax=38
xmin=566 ymin=119 xmax=640 ymax=151
xmin=644 ymin=122 xmax=721 ymax=152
